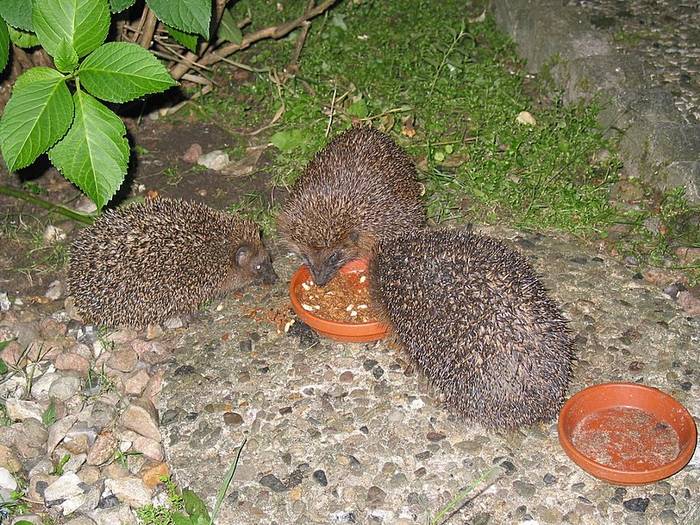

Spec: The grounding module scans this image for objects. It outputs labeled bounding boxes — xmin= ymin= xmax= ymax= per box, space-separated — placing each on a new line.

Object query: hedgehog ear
xmin=235 ymin=246 xmax=251 ymax=267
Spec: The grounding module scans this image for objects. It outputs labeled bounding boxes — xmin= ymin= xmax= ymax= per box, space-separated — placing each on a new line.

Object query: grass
xmin=136 ymin=438 xmax=246 ymax=525
xmin=0 ymin=211 xmax=69 ymax=283
xmin=179 ymin=0 xmax=698 ymax=283
xmin=226 ymin=192 xmax=278 ymax=237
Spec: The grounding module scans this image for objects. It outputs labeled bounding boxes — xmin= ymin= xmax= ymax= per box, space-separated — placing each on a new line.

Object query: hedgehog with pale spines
xmin=368 ymin=229 xmax=573 ymax=430
xmin=68 ymin=198 xmax=277 ymax=328
xmin=278 ymin=126 xmax=425 ymax=286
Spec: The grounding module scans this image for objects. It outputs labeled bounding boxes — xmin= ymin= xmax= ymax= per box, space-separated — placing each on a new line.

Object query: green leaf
xmin=109 ymin=0 xmax=136 ymax=12
xmin=32 ymin=0 xmax=110 ymax=58
xmin=0 ymin=0 xmax=33 ymax=31
xmin=42 ymin=399 xmax=57 ymax=426
xmin=12 ymin=521 xmax=34 ymax=525
xmin=172 ymin=512 xmax=194 ymax=525
xmin=146 ymin=0 xmax=210 ymax=39
xmin=0 ymin=339 xmax=11 ymax=352
xmin=217 ymin=8 xmax=242 ymax=44
xmin=0 ymin=358 xmax=8 ymax=375
xmin=79 ymin=42 xmax=177 ymax=103
xmin=270 ymin=129 xmax=307 ymax=153
xmin=347 ymin=99 xmax=368 ymax=119
xmin=166 ymin=25 xmax=198 ymax=53
xmin=48 ymin=91 xmax=129 ymax=210
xmin=54 ymin=39 xmax=79 ymax=73
xmin=212 ymin=438 xmax=246 ymax=523
xmin=0 ymin=19 xmax=8 ymax=73
xmin=8 ymin=27 xmax=40 ymax=48
xmin=0 ymin=67 xmax=73 ymax=171
xmin=182 ymin=489 xmax=210 ymax=522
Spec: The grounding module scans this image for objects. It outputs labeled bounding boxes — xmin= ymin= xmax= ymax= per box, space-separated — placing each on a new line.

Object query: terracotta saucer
xmin=289 ymin=259 xmax=389 ymax=343
xmin=558 ymin=382 xmax=697 ymax=485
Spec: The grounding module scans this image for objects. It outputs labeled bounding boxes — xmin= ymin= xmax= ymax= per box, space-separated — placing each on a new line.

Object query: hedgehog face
xmin=226 ymin=243 xmax=278 ymax=289
xmin=299 ymin=230 xmax=364 ymax=286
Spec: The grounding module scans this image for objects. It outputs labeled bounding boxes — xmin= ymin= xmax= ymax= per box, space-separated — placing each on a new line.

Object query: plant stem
xmin=0 ymin=185 xmax=95 ymax=225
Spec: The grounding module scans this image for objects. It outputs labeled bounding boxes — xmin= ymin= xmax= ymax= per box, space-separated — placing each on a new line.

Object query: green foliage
xmin=42 ymin=399 xmax=57 ymax=426
xmin=49 ymin=91 xmax=130 ymax=209
xmin=8 ymin=27 xmax=39 ymax=48
xmin=110 ymin=0 xmax=137 ymax=12
xmin=270 ymin=129 xmax=308 ymax=153
xmin=0 ymin=67 xmax=73 ymax=171
xmin=0 ymin=19 xmax=9 ymax=72
xmin=79 ymin=42 xmax=177 ymax=103
xmin=217 ymin=8 xmax=243 ymax=44
xmin=227 ymin=193 xmax=277 ymax=237
xmin=50 ymin=454 xmax=71 ymax=476
xmin=136 ymin=440 xmax=246 ymax=525
xmin=32 ymin=0 xmax=110 ymax=59
xmin=0 ymin=0 xmax=178 ymax=210
xmin=166 ymin=26 xmax=199 ymax=53
xmin=146 ymin=0 xmax=211 ymax=39
xmin=0 ymin=0 xmax=34 ymax=32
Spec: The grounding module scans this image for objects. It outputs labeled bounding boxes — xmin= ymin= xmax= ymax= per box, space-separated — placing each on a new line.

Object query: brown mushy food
xmin=68 ymin=198 xmax=276 ymax=328
xmin=296 ymin=268 xmax=380 ymax=324
xmin=369 ymin=228 xmax=574 ymax=430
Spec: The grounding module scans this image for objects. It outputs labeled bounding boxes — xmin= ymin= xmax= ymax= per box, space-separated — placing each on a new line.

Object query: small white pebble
xmin=345 ymin=304 xmax=354 ymax=312
xmin=215 ymin=303 xmax=224 ymax=311
xmin=350 ymin=310 xmax=358 ymax=317
xmin=359 ymin=275 xmax=367 ymax=283
xmin=302 ymin=304 xmax=314 ymax=312
xmin=357 ymin=304 xmax=368 ymax=309
xmin=284 ymin=319 xmax=294 ymax=333
xmin=313 ymin=305 xmax=320 ymax=310
xmin=301 ymin=282 xmax=311 ymax=291
xmin=308 ymin=280 xmax=315 ymax=286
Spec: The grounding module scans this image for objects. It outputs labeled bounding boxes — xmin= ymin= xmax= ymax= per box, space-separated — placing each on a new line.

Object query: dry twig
xmin=137 ymin=7 xmax=158 ymax=48
xmin=170 ymin=0 xmax=337 ymax=80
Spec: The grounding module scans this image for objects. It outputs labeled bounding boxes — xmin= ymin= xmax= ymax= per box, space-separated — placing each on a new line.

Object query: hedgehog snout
xmin=255 ymin=257 xmax=278 ymax=285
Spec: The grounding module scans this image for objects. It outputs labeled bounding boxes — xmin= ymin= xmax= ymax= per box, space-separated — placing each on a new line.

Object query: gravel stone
xmin=87 ymin=432 xmax=118 ymax=466
xmin=105 ymin=477 xmax=152 ymax=508
xmin=623 ymin=498 xmax=650 ymax=513
xmin=48 ymin=375 xmax=82 ymax=401
xmin=313 ymin=469 xmax=328 ymax=486
xmin=259 ymin=474 xmax=287 ymax=492
xmin=0 ymin=466 xmax=17 ymax=491
xmin=543 ymin=473 xmax=557 ymax=485
xmin=4 ymin=399 xmax=44 ymax=422
xmin=513 ymin=480 xmax=536 ymax=498
xmin=44 ymin=472 xmax=84 ymax=502
xmin=120 ymin=398 xmax=161 ymax=441
xmin=197 ymin=150 xmax=230 ymax=171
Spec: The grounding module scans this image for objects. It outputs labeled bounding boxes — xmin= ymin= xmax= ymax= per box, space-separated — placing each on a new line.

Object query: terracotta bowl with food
xmin=289 ymin=259 xmax=389 ymax=343
xmin=558 ymin=382 xmax=697 ymax=485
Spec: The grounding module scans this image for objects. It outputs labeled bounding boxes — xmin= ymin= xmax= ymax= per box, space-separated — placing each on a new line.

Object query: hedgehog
xmin=67 ymin=198 xmax=277 ymax=328
xmin=277 ymin=126 xmax=425 ymax=286
xmin=368 ymin=229 xmax=573 ymax=430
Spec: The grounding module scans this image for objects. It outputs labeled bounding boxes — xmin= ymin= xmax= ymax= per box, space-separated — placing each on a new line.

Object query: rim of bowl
xmin=558 ymin=382 xmax=697 ymax=484
xmin=288 ymin=260 xmax=389 ymax=341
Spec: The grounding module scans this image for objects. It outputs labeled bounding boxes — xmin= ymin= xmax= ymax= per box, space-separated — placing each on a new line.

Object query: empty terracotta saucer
xmin=289 ymin=259 xmax=389 ymax=343
xmin=558 ymin=382 xmax=697 ymax=485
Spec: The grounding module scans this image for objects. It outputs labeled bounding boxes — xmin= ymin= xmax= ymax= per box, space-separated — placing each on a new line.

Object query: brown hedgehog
xmin=277 ymin=126 xmax=425 ymax=286
xmin=68 ymin=198 xmax=277 ymax=328
xmin=368 ymin=229 xmax=573 ymax=430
